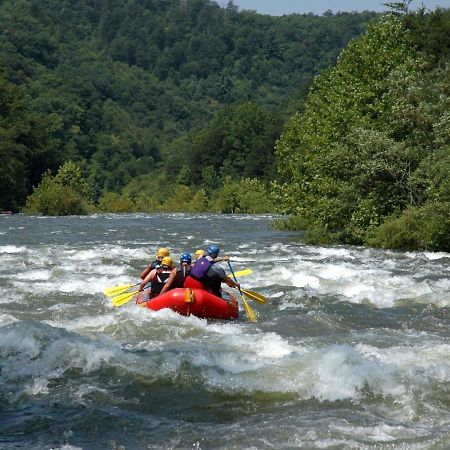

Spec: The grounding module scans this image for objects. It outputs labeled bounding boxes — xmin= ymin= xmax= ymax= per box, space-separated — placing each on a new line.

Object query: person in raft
xmin=166 ymin=252 xmax=192 ymax=290
xmin=136 ymin=255 xmax=177 ymax=304
xmin=140 ymin=247 xmax=170 ymax=280
xmin=184 ymin=245 xmax=240 ymax=297
xmin=193 ymin=249 xmax=205 ymax=264
xmin=193 ymin=248 xmax=230 ymax=266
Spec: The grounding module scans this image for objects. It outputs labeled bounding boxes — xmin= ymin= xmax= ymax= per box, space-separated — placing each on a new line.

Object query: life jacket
xmin=190 ymin=256 xmax=212 ymax=280
xmin=171 ymin=266 xmax=191 ymax=289
xmin=150 ymin=267 xmax=172 ymax=296
xmin=204 ymin=271 xmax=222 ymax=297
xmin=149 ymin=259 xmax=161 ymax=270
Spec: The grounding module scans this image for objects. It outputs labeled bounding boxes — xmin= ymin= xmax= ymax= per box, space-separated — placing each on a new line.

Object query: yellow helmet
xmin=157 ymin=247 xmax=170 ymax=258
xmin=161 ymin=256 xmax=174 ymax=267
xmin=194 ymin=249 xmax=205 ymax=259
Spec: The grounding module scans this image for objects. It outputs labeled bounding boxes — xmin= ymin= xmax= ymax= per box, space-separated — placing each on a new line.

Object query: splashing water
xmin=1 ymin=213 xmax=450 ymax=449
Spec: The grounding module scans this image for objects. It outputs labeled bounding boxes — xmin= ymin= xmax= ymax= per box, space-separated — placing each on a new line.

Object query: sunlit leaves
xmin=23 ymin=161 xmax=91 ymax=215
xmin=273 ymin=15 xmax=428 ymax=244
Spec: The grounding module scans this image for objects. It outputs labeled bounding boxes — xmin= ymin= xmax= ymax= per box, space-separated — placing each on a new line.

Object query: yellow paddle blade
xmin=242 ymin=296 xmax=257 ymax=322
xmin=234 ymin=268 xmax=253 ymax=277
xmin=104 ymin=283 xmax=138 ymax=297
xmin=230 ymin=269 xmax=253 ymax=278
xmin=111 ymin=290 xmax=139 ymax=307
xmin=242 ymin=289 xmax=266 ymax=304
xmin=227 ymin=261 xmax=256 ymax=322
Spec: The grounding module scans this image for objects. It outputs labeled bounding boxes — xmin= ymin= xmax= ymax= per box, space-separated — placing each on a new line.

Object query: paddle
xmin=227 ymin=261 xmax=257 ymax=322
xmin=111 ymin=289 xmax=264 ymax=310
xmin=111 ymin=289 xmax=140 ymax=307
xmin=228 ymin=268 xmax=253 ymax=278
xmin=241 ymin=289 xmax=266 ymax=304
xmin=104 ymin=283 xmax=139 ymax=297
xmin=105 ymin=269 xmax=253 ymax=302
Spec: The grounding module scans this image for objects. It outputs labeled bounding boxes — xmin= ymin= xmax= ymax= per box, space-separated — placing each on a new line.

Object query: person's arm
xmin=140 ymin=264 xmax=151 ymax=279
xmin=213 ymin=255 xmax=229 ymax=263
xmin=140 ymin=269 xmax=156 ymax=291
xmin=160 ymin=267 xmax=177 ymax=295
xmin=223 ymin=276 xmax=240 ymax=290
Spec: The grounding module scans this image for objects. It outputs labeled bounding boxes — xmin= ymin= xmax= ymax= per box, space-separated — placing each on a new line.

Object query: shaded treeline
xmin=274 ymin=4 xmax=450 ymax=251
xmin=0 ymin=0 xmax=378 ymax=211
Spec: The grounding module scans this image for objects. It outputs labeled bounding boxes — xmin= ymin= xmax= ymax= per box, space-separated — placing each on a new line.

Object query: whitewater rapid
xmin=1 ymin=213 xmax=450 ymax=449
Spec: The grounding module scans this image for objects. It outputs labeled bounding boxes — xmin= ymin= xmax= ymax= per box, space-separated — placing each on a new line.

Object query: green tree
xmin=0 ymin=0 xmax=379 ymax=211
xmin=211 ymin=176 xmax=273 ymax=213
xmin=97 ymin=192 xmax=134 ymax=213
xmin=23 ymin=162 xmax=91 ymax=215
xmin=273 ymin=16 xmax=420 ymax=243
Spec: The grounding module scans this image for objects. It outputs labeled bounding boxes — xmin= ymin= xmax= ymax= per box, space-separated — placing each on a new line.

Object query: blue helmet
xmin=180 ymin=252 xmax=192 ymax=264
xmin=207 ymin=244 xmax=220 ymax=257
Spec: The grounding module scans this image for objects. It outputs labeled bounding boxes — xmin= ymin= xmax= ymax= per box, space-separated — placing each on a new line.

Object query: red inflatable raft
xmin=142 ymin=288 xmax=239 ymax=320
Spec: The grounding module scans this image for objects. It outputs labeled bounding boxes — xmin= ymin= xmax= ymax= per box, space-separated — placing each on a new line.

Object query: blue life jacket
xmin=190 ymin=256 xmax=212 ymax=280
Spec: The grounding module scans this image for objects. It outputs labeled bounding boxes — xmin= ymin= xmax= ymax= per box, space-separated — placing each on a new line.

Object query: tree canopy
xmin=0 ymin=0 xmax=378 ymax=211
xmin=274 ymin=8 xmax=450 ymax=251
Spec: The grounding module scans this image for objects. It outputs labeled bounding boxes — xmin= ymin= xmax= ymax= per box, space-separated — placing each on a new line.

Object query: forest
xmin=274 ymin=4 xmax=450 ymax=251
xmin=1 ymin=0 xmax=450 ymax=251
xmin=0 ymin=0 xmax=377 ymax=212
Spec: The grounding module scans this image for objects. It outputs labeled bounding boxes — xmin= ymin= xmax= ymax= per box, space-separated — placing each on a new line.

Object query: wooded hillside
xmin=0 ymin=0 xmax=378 ymax=211
xmin=274 ymin=5 xmax=450 ymax=251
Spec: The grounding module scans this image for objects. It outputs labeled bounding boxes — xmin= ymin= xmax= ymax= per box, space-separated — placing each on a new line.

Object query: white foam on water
xmin=308 ymin=246 xmax=355 ymax=259
xmin=192 ymin=332 xmax=296 ymax=375
xmin=0 ymin=313 xmax=18 ymax=326
xmin=424 ymin=251 xmax=450 ymax=260
xmin=299 ymin=344 xmax=397 ymax=402
xmin=46 ymin=313 xmax=121 ymax=334
xmin=188 ymin=337 xmax=418 ymax=408
xmin=49 ymin=279 xmax=94 ymax=294
xmin=61 ymin=262 xmax=129 ymax=278
xmin=331 ymin=422 xmax=424 ymax=444
xmin=267 ymin=266 xmax=320 ymax=289
xmin=0 ymin=324 xmax=124 ymax=402
xmin=0 ymin=245 xmax=27 ymax=254
xmin=291 ymin=272 xmax=321 ymax=289
xmin=270 ymin=291 xmax=284 ymax=298
xmin=127 ymin=305 xmax=243 ymax=339
xmin=50 ymin=445 xmax=83 ymax=450
xmin=66 ymin=249 xmax=103 ymax=261
xmin=25 ymin=377 xmax=50 ymax=395
xmin=1 ymin=327 xmax=44 ymax=360
xmin=19 ymin=274 xmax=135 ymax=296
xmin=259 ymin=254 xmax=447 ymax=308
xmin=298 ymin=438 xmax=361 ymax=449
xmin=357 ymin=341 xmax=450 ymax=383
xmin=316 ymin=262 xmax=360 ymax=280
xmin=10 ymin=269 xmax=52 ymax=281
xmin=411 ymin=251 xmax=450 ymax=261
xmin=279 ymin=299 xmax=303 ymax=310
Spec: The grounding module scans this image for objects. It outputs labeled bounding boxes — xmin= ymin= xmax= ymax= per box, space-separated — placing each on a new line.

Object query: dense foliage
xmin=23 ymin=162 xmax=92 ymax=215
xmin=0 ymin=0 xmax=378 ymax=212
xmin=274 ymin=7 xmax=450 ymax=251
xmin=2 ymin=0 xmax=449 ymax=251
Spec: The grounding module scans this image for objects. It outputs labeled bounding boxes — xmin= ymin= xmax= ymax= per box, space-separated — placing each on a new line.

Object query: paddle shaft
xmin=241 ymin=288 xmax=266 ymax=304
xmin=227 ymin=262 xmax=257 ymax=322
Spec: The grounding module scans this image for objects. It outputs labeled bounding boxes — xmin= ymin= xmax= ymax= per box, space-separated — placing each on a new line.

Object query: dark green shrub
xmin=23 ymin=163 xmax=91 ymax=215
xmin=211 ymin=177 xmax=273 ymax=213
xmin=368 ymin=203 xmax=450 ymax=251
xmin=271 ymin=215 xmax=310 ymax=231
xmin=97 ymin=192 xmax=134 ymax=212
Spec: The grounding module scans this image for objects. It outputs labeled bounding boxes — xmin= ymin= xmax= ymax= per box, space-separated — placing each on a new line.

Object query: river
xmin=1 ymin=213 xmax=450 ymax=449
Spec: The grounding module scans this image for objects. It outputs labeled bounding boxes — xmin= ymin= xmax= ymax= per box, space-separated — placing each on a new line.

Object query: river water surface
xmin=1 ymin=213 xmax=450 ymax=449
